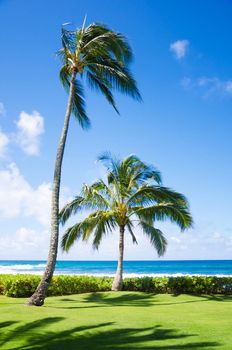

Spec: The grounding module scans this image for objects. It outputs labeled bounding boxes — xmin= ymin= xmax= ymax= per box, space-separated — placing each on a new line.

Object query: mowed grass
xmin=1 ymin=292 xmax=232 ymax=349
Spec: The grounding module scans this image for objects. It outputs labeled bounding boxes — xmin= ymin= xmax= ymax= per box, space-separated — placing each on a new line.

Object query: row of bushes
xmin=0 ymin=275 xmax=113 ymax=297
xmin=0 ymin=274 xmax=232 ymax=297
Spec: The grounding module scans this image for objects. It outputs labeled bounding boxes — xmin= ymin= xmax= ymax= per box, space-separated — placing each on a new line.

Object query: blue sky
xmin=0 ymin=0 xmax=231 ymax=260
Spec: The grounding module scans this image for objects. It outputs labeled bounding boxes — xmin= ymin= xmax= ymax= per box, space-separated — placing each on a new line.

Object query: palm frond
xmin=59 ymin=182 xmax=111 ymax=226
xmin=134 ymin=203 xmax=193 ymax=231
xmin=61 ymin=222 xmax=83 ymax=252
xmin=127 ymin=185 xmax=188 ymax=207
xmin=62 ymin=212 xmax=104 ymax=251
xmin=81 ymin=183 xmax=111 ymax=210
xmin=61 ymin=26 xmax=76 ymax=52
xmin=71 ymin=80 xmax=91 ymax=129
xmin=81 ymin=23 xmax=133 ymax=64
xmin=120 ymin=155 xmax=162 ymax=189
xmin=86 ymin=71 xmax=119 ymax=113
xmin=89 ymin=179 xmax=114 ymax=202
xmin=59 ymin=66 xmax=91 ymax=129
xmin=59 ymin=196 xmax=85 ymax=225
xmin=126 ymin=219 xmax=138 ymax=244
xmin=139 ymin=221 xmax=167 ymax=257
xmin=59 ymin=65 xmax=71 ymax=90
xmin=87 ymin=60 xmax=141 ymax=101
xmin=92 ymin=211 xmax=117 ymax=249
xmin=98 ymin=152 xmax=120 ymax=182
xmin=62 ymin=210 xmax=116 ymax=250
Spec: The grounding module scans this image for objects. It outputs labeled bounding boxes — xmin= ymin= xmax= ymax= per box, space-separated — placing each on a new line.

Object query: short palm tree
xmin=60 ymin=153 xmax=193 ymax=291
xmin=27 ymin=21 xmax=141 ymax=306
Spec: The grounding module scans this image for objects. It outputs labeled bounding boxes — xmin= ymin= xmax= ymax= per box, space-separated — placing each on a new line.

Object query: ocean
xmin=0 ymin=260 xmax=232 ymax=277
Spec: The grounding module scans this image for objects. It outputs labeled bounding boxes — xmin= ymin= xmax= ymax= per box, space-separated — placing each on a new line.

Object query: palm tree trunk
xmin=112 ymin=225 xmax=125 ymax=291
xmin=26 ymin=71 xmax=77 ymax=306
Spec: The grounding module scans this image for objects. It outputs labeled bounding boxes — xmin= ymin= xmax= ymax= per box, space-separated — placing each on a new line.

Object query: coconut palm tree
xmin=27 ymin=22 xmax=141 ymax=306
xmin=59 ymin=153 xmax=193 ymax=291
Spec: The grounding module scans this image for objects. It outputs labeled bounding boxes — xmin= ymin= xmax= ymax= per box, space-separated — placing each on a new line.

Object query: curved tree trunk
xmin=26 ymin=72 xmax=76 ymax=306
xmin=112 ymin=225 xmax=125 ymax=291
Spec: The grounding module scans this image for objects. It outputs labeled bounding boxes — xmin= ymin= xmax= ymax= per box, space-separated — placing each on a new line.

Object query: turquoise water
xmin=0 ymin=260 xmax=232 ymax=276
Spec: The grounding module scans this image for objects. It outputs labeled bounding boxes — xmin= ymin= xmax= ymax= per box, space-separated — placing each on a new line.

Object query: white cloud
xmin=0 ymin=163 xmax=50 ymax=224
xmin=0 ymin=131 xmax=9 ymax=158
xmin=170 ymin=40 xmax=189 ymax=59
xmin=0 ymin=162 xmax=71 ymax=227
xmin=25 ymin=183 xmax=52 ymax=226
xmin=16 ymin=111 xmax=44 ymax=155
xmin=0 ymin=102 xmax=6 ymax=116
xmin=0 ymin=227 xmax=49 ymax=260
xmin=181 ymin=76 xmax=232 ymax=97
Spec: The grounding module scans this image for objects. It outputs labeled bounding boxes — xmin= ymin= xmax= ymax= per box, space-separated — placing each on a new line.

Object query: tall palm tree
xmin=27 ymin=22 xmax=141 ymax=306
xmin=60 ymin=153 xmax=193 ymax=291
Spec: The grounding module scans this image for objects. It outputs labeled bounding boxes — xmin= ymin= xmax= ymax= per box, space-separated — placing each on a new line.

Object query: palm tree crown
xmin=58 ymin=21 xmax=141 ymax=129
xmin=60 ymin=153 xmax=193 ymax=256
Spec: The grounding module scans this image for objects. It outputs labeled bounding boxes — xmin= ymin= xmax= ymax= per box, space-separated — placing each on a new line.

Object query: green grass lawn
xmin=1 ymin=292 xmax=232 ymax=349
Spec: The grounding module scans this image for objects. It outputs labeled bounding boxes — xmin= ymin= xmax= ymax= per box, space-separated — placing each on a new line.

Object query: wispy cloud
xmin=165 ymin=225 xmax=232 ymax=260
xmin=181 ymin=76 xmax=232 ymax=97
xmin=16 ymin=111 xmax=44 ymax=155
xmin=170 ymin=40 xmax=189 ymax=60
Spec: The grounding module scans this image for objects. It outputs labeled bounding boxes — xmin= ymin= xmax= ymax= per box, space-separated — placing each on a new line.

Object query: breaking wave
xmin=0 ymin=263 xmax=46 ymax=274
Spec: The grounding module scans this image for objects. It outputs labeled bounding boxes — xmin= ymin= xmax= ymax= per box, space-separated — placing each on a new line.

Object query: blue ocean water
xmin=0 ymin=260 xmax=232 ymax=276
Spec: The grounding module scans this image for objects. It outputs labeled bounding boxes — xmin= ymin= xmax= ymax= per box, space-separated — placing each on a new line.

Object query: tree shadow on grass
xmin=0 ymin=321 xmax=18 ymax=328
xmin=50 ymin=292 xmax=155 ymax=309
xmin=0 ymin=317 xmax=64 ymax=348
xmin=0 ymin=317 xmax=220 ymax=350
xmin=84 ymin=292 xmax=157 ymax=308
xmin=170 ymin=294 xmax=232 ymax=303
xmin=53 ymin=292 xmax=232 ymax=310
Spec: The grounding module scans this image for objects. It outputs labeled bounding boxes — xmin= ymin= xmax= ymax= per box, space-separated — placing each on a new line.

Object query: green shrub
xmin=123 ymin=277 xmax=153 ymax=292
xmin=0 ymin=275 xmax=113 ymax=297
xmin=3 ymin=275 xmax=40 ymax=297
xmin=0 ymin=274 xmax=231 ymax=297
xmin=48 ymin=275 xmax=112 ymax=296
xmin=123 ymin=276 xmax=232 ymax=295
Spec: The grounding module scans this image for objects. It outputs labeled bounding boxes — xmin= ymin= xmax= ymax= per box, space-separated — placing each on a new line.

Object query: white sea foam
xmin=1 ymin=269 xmax=231 ymax=277
xmin=65 ymin=272 xmax=232 ymax=278
xmin=0 ymin=263 xmax=46 ymax=274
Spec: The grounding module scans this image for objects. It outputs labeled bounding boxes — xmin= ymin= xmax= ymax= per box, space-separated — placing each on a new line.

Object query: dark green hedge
xmin=0 ymin=274 xmax=232 ymax=297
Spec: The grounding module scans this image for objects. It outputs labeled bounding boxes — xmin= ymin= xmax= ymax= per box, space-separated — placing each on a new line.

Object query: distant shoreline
xmin=0 ymin=259 xmax=232 ymax=277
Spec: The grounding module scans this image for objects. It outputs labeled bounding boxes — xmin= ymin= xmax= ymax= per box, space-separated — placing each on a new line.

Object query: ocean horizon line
xmin=1 ymin=259 xmax=232 ymax=262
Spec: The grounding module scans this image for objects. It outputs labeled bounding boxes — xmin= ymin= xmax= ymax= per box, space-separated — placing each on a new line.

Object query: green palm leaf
xmin=61 ymin=222 xmax=83 ymax=252
xmin=134 ymin=203 xmax=193 ymax=231
xmin=127 ymin=185 xmax=188 ymax=207
xmin=139 ymin=221 xmax=167 ymax=256
xmin=71 ymin=81 xmax=91 ymax=129
xmin=59 ymin=196 xmax=85 ymax=225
